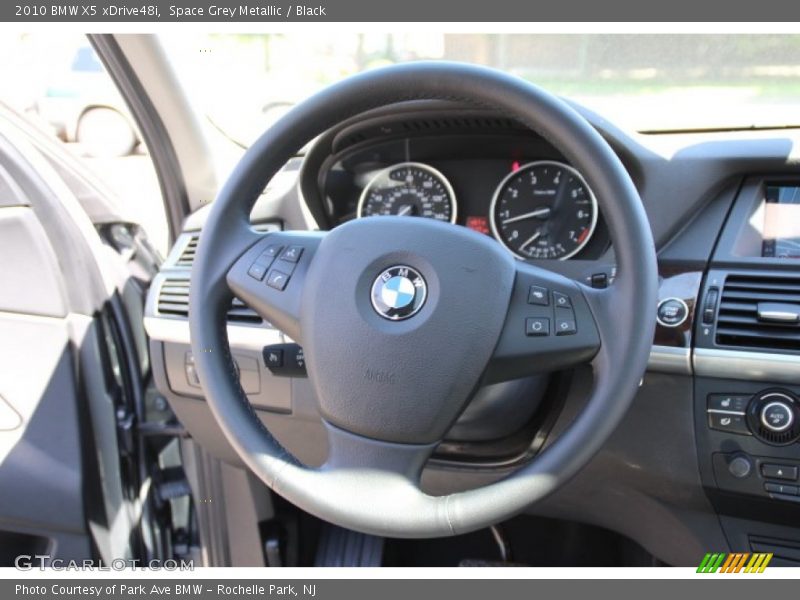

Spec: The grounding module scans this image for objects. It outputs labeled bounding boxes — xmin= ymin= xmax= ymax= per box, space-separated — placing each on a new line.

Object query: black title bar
xmin=2 ymin=0 xmax=800 ymax=22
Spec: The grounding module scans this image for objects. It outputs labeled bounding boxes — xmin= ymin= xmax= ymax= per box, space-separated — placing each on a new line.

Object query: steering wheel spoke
xmin=270 ymin=425 xmax=448 ymax=538
xmin=226 ymin=231 xmax=325 ymax=343
xmin=322 ymin=421 xmax=437 ymax=480
xmin=485 ymin=261 xmax=602 ymax=383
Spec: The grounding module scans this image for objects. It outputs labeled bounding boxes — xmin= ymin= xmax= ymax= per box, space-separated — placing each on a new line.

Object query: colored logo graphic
xmin=370 ymin=265 xmax=427 ymax=321
xmin=380 ymin=276 xmax=416 ymax=310
xmin=697 ymin=552 xmax=772 ymax=573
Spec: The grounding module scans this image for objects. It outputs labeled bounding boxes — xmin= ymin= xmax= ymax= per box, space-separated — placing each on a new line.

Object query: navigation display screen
xmin=762 ymin=185 xmax=800 ymax=258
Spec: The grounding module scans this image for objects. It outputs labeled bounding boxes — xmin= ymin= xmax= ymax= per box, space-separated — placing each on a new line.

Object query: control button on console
xmin=185 ymin=363 xmax=200 ymax=387
xmin=247 ymin=262 xmax=268 ymax=281
xmin=266 ymin=269 xmax=290 ymax=291
xmin=746 ymin=390 xmax=800 ymax=445
xmin=292 ymin=346 xmax=305 ymax=369
xmin=261 ymin=244 xmax=284 ymax=259
xmin=525 ymin=317 xmax=550 ymax=337
xmin=590 ymin=273 xmax=608 ymax=289
xmin=248 ymin=244 xmax=285 ymax=281
xmin=553 ymin=291 xmax=572 ymax=308
xmin=708 ymin=412 xmax=751 ymax=435
xmin=702 ymin=288 xmax=719 ymax=324
xmin=527 ymin=286 xmax=549 ymax=306
xmin=273 ymin=259 xmax=298 ymax=276
xmin=762 ymin=464 xmax=798 ymax=481
xmin=707 ymin=394 xmax=750 ymax=413
xmin=263 ymin=348 xmax=284 ymax=368
xmin=728 ymin=455 xmax=752 ymax=479
xmin=262 ymin=343 xmax=307 ymax=377
xmin=765 ymin=482 xmax=799 ymax=495
xmin=555 ymin=316 xmax=577 ymax=336
xmin=656 ymin=298 xmax=689 ymax=328
xmin=184 ymin=352 xmax=200 ymax=387
xmin=761 ymin=401 xmax=794 ymax=433
xmin=280 ymin=245 xmax=303 ymax=263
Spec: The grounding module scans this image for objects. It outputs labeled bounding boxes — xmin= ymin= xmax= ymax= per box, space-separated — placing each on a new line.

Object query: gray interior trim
xmin=0 ymin=162 xmax=29 ymax=208
xmin=0 ymin=207 xmax=69 ymax=318
xmin=144 ymin=316 xmax=283 ymax=352
xmin=648 ymin=345 xmax=692 ymax=375
xmin=0 ymin=128 xmax=111 ymax=316
xmin=694 ymin=347 xmax=800 ymax=383
xmin=162 ymin=232 xmax=197 ymax=268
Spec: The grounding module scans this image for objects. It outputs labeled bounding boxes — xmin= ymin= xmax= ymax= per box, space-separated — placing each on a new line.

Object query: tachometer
xmin=490 ymin=161 xmax=597 ymax=260
xmin=357 ymin=162 xmax=456 ymax=223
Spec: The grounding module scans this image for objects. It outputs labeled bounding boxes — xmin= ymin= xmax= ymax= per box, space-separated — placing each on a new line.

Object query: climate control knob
xmin=747 ymin=390 xmax=800 ymax=445
xmin=761 ymin=400 xmax=794 ymax=433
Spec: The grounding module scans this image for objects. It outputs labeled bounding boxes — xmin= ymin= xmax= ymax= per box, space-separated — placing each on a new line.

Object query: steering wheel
xmin=189 ymin=62 xmax=657 ymax=538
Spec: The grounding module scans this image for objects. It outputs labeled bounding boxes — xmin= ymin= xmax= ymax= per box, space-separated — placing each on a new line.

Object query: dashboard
xmin=146 ymin=99 xmax=800 ymax=566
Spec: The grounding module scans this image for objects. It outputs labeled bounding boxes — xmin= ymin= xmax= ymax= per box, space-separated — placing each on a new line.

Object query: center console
xmin=694 ymin=176 xmax=800 ymax=563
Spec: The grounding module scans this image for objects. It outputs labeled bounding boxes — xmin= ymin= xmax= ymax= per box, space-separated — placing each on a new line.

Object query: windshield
xmin=159 ymin=33 xmax=800 ymax=144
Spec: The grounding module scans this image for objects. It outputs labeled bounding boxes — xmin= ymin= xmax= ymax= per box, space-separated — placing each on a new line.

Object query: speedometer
xmin=489 ymin=161 xmax=597 ymax=260
xmin=357 ymin=162 xmax=456 ymax=223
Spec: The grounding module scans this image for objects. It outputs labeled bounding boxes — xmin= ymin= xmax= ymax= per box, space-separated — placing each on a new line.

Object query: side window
xmin=71 ymin=46 xmax=105 ymax=73
xmin=0 ymin=33 xmax=169 ymax=256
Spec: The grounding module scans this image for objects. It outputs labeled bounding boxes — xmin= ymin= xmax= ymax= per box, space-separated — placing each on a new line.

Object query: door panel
xmin=0 ymin=134 xmax=137 ymax=564
xmin=0 ymin=214 xmax=92 ymax=561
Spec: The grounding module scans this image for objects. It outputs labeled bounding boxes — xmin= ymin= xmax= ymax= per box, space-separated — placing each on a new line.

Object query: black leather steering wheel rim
xmin=189 ymin=61 xmax=657 ymax=537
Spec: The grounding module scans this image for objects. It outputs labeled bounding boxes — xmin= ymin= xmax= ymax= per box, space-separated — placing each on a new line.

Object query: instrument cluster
xmin=320 ymin=134 xmax=609 ymax=261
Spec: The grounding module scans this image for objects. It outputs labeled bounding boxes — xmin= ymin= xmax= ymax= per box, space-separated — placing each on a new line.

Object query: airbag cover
xmin=300 ymin=216 xmax=515 ymax=444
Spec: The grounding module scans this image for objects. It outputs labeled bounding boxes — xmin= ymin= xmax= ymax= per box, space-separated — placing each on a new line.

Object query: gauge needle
xmin=502 ymin=207 xmax=551 ymax=225
xmin=397 ymin=205 xmax=413 ymax=216
xmin=519 ymin=230 xmax=542 ymax=252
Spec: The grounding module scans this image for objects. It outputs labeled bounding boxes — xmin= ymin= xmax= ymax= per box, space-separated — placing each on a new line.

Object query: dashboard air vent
xmin=156 ymin=278 xmax=190 ymax=317
xmin=716 ymin=274 xmax=800 ymax=352
xmin=174 ymin=226 xmax=278 ymax=269
xmin=175 ymin=235 xmax=199 ymax=267
xmin=156 ymin=278 xmax=264 ymax=325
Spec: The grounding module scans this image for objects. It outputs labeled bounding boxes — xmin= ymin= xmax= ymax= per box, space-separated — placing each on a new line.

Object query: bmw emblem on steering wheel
xmin=371 ymin=265 xmax=427 ymax=320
